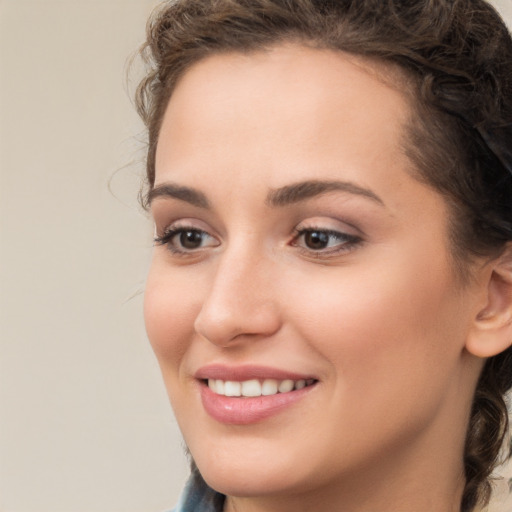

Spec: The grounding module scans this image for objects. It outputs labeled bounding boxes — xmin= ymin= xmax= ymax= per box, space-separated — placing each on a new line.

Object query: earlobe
xmin=466 ymin=246 xmax=512 ymax=358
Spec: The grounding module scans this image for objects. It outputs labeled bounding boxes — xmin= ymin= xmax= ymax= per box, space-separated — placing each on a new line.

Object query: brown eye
xmin=154 ymin=226 xmax=219 ymax=253
xmin=304 ymin=231 xmax=330 ymax=250
xmin=180 ymin=230 xmax=205 ymax=249
xmin=293 ymin=228 xmax=362 ymax=255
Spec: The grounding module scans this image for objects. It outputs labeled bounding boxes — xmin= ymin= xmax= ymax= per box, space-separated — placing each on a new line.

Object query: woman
xmin=136 ymin=1 xmax=512 ymax=511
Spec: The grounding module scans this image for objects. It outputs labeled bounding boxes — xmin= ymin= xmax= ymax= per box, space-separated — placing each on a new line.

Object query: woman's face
xmin=145 ymin=45 xmax=483 ymax=501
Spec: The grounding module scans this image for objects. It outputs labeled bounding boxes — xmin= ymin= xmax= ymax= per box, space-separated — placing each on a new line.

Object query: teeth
xmin=277 ymin=379 xmax=294 ymax=393
xmin=207 ymin=378 xmax=314 ymax=397
xmin=224 ymin=381 xmax=241 ymax=397
xmin=295 ymin=379 xmax=306 ymax=390
xmin=215 ymin=379 xmax=225 ymax=394
xmin=241 ymin=379 xmax=261 ymax=397
xmin=261 ymin=379 xmax=278 ymax=396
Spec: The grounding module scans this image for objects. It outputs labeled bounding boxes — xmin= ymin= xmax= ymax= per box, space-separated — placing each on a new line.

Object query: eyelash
xmin=154 ymin=226 xmax=217 ymax=255
xmin=292 ymin=227 xmax=362 ymax=256
xmin=154 ymin=225 xmax=363 ymax=257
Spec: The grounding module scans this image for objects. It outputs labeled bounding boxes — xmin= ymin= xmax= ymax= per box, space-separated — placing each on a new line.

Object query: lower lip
xmin=199 ymin=382 xmax=316 ymax=425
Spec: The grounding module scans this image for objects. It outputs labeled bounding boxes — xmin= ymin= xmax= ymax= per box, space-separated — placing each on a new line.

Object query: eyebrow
xmin=147 ymin=183 xmax=211 ymax=209
xmin=147 ymin=179 xmax=384 ymax=209
xmin=266 ymin=180 xmax=384 ymax=207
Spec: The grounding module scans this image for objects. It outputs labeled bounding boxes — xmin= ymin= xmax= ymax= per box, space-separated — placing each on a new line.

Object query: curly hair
xmin=135 ymin=1 xmax=512 ymax=510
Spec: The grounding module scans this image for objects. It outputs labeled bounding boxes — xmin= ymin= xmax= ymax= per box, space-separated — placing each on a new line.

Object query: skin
xmin=144 ymin=45 xmax=505 ymax=512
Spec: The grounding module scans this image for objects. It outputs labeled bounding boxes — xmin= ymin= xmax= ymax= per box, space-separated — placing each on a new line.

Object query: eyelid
xmin=153 ymin=218 xmax=221 ymax=254
xmin=154 ymin=217 xmax=217 ymax=238
xmin=291 ymin=230 xmax=363 ymax=259
xmin=294 ymin=216 xmax=364 ymax=237
xmin=290 ymin=217 xmax=365 ymax=257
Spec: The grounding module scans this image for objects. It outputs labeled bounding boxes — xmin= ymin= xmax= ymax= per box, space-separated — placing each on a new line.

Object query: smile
xmin=196 ymin=366 xmax=319 ymax=424
xmin=207 ymin=378 xmax=316 ymax=397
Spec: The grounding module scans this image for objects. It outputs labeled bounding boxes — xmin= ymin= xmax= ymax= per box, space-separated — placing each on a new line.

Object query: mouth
xmin=195 ymin=365 xmax=319 ymax=425
xmin=204 ymin=377 xmax=317 ymax=397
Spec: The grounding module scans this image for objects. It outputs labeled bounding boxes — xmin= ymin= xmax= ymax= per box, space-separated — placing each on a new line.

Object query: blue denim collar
xmin=173 ymin=471 xmax=225 ymax=512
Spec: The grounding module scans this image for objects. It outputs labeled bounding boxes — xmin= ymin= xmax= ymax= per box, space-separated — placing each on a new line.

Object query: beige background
xmin=0 ymin=1 xmax=511 ymax=511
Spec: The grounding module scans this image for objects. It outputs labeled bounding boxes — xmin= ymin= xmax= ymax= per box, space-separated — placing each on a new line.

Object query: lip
xmin=195 ymin=364 xmax=318 ymax=425
xmin=195 ymin=364 xmax=315 ymax=381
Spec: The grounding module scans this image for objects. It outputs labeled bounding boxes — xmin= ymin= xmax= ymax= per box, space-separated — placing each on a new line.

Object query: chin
xmin=201 ymin=464 xmax=308 ymax=499
xmin=190 ymin=438 xmax=319 ymax=498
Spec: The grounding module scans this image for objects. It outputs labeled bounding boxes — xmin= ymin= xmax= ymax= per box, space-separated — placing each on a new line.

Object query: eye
xmin=293 ymin=228 xmax=361 ymax=254
xmin=154 ymin=226 xmax=219 ymax=253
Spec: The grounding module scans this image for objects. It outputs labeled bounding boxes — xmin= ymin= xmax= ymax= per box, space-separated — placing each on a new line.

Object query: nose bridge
xmin=194 ymin=241 xmax=280 ymax=346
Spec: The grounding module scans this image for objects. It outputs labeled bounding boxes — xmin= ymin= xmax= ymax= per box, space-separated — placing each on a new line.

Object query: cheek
xmin=279 ymin=265 xmax=468 ymax=458
xmin=144 ymin=262 xmax=201 ymax=366
xmin=286 ymin=254 xmax=466 ymax=404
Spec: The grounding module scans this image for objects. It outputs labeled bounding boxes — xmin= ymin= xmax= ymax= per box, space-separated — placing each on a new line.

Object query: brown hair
xmin=135 ymin=1 xmax=512 ymax=510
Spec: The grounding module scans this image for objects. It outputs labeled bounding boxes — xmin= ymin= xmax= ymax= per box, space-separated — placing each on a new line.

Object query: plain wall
xmin=0 ymin=1 xmax=189 ymax=511
xmin=0 ymin=1 xmax=511 ymax=511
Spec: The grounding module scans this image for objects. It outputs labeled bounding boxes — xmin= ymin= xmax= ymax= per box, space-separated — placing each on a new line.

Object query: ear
xmin=466 ymin=244 xmax=512 ymax=358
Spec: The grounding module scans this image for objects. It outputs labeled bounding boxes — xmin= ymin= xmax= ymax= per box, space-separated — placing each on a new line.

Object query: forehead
xmin=155 ymin=44 xmax=414 ymax=184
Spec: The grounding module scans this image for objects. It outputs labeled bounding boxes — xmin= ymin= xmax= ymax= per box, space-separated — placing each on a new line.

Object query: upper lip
xmin=195 ymin=364 xmax=316 ymax=382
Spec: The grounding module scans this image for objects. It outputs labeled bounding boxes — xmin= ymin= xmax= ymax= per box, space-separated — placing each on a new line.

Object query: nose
xmin=194 ymin=249 xmax=281 ymax=347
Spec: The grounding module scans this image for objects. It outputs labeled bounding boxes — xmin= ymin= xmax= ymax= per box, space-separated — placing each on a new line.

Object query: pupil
xmin=305 ymin=231 xmax=328 ymax=249
xmin=180 ymin=230 xmax=202 ymax=249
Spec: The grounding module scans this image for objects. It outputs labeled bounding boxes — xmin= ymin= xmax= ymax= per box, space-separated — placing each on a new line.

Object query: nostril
xmin=193 ymin=261 xmax=281 ymax=346
xmin=195 ymin=307 xmax=281 ymax=347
